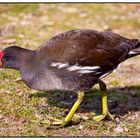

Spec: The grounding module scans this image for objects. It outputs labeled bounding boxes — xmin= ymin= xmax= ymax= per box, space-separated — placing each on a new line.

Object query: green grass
xmin=0 ymin=4 xmax=140 ymax=137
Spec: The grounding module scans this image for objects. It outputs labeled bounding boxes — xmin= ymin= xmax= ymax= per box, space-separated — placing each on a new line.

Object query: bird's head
xmin=0 ymin=46 xmax=36 ymax=71
xmin=0 ymin=46 xmax=23 ymax=70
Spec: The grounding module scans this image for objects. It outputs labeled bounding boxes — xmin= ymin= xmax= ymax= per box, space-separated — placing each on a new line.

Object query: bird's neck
xmin=18 ymin=50 xmax=35 ymax=82
xmin=16 ymin=48 xmax=33 ymax=68
xmin=19 ymin=49 xmax=48 ymax=83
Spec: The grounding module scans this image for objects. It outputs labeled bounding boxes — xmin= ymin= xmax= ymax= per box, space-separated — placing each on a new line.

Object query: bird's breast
xmin=20 ymin=68 xmax=67 ymax=91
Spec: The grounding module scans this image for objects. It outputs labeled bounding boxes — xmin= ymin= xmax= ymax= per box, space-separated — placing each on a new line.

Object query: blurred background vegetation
xmin=0 ymin=4 xmax=140 ymax=49
xmin=0 ymin=4 xmax=140 ymax=136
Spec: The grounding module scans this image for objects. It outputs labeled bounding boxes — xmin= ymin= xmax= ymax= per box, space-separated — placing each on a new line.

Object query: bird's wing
xmin=37 ymin=29 xmax=133 ymax=73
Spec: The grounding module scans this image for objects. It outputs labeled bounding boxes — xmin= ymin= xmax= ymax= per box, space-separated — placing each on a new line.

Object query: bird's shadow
xmin=29 ymin=85 xmax=140 ymax=117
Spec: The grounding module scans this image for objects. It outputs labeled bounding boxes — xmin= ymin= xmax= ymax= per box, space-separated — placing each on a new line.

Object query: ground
xmin=0 ymin=4 xmax=140 ymax=137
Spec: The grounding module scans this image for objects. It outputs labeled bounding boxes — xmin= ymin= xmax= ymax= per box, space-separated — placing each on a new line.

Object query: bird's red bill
xmin=0 ymin=51 xmax=3 ymax=67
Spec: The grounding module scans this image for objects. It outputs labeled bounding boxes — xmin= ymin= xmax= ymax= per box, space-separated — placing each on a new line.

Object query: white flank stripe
xmin=51 ymin=62 xmax=60 ymax=67
xmin=51 ymin=62 xmax=69 ymax=69
xmin=68 ymin=65 xmax=100 ymax=72
xmin=100 ymin=72 xmax=111 ymax=79
xmin=67 ymin=65 xmax=80 ymax=71
xmin=80 ymin=66 xmax=100 ymax=70
xmin=78 ymin=70 xmax=94 ymax=74
xmin=95 ymin=71 xmax=102 ymax=75
xmin=51 ymin=62 xmax=101 ymax=74
xmin=58 ymin=63 xmax=69 ymax=68
xmin=128 ymin=51 xmax=137 ymax=55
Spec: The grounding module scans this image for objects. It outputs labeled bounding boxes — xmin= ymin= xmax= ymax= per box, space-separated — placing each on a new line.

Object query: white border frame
xmin=0 ymin=0 xmax=140 ymax=2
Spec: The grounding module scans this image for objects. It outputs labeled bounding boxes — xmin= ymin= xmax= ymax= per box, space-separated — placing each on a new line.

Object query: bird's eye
xmin=3 ymin=54 xmax=9 ymax=60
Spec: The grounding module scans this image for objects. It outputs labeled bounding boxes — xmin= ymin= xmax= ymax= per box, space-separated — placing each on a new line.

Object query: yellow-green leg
xmin=39 ymin=80 xmax=114 ymax=127
xmin=60 ymin=91 xmax=84 ymax=127
xmin=41 ymin=91 xmax=84 ymax=127
xmin=93 ymin=80 xmax=114 ymax=121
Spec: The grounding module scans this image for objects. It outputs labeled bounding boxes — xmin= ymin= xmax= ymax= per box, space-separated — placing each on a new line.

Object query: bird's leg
xmin=41 ymin=91 xmax=84 ymax=127
xmin=93 ymin=80 xmax=114 ymax=121
xmin=60 ymin=91 xmax=84 ymax=127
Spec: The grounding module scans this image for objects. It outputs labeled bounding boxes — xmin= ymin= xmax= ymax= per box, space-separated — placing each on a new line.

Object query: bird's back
xmin=37 ymin=29 xmax=138 ymax=70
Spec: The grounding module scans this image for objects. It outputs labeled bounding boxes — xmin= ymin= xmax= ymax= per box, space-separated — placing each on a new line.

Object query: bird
xmin=0 ymin=29 xmax=140 ymax=127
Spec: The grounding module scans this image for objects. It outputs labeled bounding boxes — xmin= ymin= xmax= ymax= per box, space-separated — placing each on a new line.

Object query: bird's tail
xmin=128 ymin=39 xmax=140 ymax=58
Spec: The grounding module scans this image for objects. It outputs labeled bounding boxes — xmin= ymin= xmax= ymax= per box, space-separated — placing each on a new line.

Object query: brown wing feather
xmin=37 ymin=29 xmax=133 ymax=70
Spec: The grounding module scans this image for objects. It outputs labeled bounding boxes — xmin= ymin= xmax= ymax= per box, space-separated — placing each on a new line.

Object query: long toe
xmin=73 ymin=114 xmax=90 ymax=121
xmin=41 ymin=119 xmax=63 ymax=126
xmin=107 ymin=111 xmax=115 ymax=121
xmin=93 ymin=114 xmax=106 ymax=121
xmin=93 ymin=112 xmax=115 ymax=122
xmin=40 ymin=115 xmax=64 ymax=126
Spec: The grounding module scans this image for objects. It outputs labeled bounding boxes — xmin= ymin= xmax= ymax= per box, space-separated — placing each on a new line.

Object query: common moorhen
xmin=0 ymin=29 xmax=140 ymax=127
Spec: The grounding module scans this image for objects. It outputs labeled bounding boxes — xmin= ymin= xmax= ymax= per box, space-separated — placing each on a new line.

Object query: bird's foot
xmin=36 ymin=111 xmax=114 ymax=127
xmin=93 ymin=111 xmax=114 ymax=121
xmin=40 ymin=114 xmax=89 ymax=127
xmin=40 ymin=115 xmax=64 ymax=126
xmin=40 ymin=114 xmax=80 ymax=127
xmin=38 ymin=91 xmax=85 ymax=127
xmin=73 ymin=114 xmax=90 ymax=121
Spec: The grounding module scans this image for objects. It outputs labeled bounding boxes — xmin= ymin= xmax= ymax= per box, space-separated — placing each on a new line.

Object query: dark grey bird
xmin=0 ymin=29 xmax=140 ymax=127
